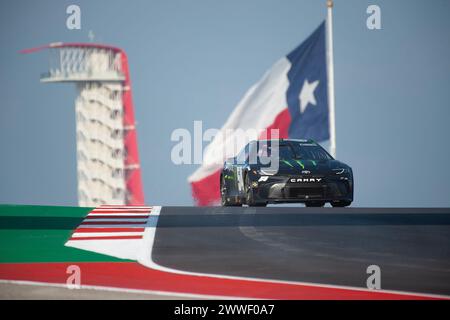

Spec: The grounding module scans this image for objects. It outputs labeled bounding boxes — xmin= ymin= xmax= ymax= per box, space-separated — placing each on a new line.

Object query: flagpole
xmin=326 ymin=0 xmax=337 ymax=158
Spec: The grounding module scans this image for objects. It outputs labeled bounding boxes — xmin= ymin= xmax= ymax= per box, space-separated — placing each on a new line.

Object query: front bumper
xmin=249 ymin=173 xmax=353 ymax=203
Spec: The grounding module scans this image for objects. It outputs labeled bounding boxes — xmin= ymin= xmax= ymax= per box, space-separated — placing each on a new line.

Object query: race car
xmin=220 ymin=139 xmax=353 ymax=207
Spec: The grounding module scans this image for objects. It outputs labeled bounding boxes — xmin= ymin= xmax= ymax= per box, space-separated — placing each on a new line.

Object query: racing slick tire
xmin=330 ymin=200 xmax=352 ymax=207
xmin=245 ymin=174 xmax=266 ymax=207
xmin=220 ymin=175 xmax=241 ymax=206
xmin=305 ymin=201 xmax=326 ymax=207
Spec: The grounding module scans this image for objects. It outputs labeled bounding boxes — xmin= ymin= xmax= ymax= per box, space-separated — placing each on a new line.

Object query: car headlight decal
xmin=258 ymin=168 xmax=277 ymax=176
xmin=333 ymin=168 xmax=346 ymax=175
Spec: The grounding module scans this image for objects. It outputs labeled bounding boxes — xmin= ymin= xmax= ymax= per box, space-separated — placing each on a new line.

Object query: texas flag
xmin=189 ymin=22 xmax=330 ymax=205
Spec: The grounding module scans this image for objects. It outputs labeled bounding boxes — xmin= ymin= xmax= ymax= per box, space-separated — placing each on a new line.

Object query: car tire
xmin=221 ymin=175 xmax=240 ymax=206
xmin=305 ymin=201 xmax=325 ymax=207
xmin=245 ymin=174 xmax=266 ymax=207
xmin=330 ymin=200 xmax=352 ymax=207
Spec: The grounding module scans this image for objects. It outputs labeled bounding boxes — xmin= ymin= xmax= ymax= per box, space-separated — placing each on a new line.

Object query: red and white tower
xmin=22 ymin=43 xmax=145 ymax=206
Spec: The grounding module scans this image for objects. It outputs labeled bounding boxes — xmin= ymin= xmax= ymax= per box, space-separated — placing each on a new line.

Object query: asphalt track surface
xmin=152 ymin=207 xmax=450 ymax=296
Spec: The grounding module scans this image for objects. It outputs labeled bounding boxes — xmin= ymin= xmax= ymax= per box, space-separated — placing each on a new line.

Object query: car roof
xmin=250 ymin=139 xmax=316 ymax=144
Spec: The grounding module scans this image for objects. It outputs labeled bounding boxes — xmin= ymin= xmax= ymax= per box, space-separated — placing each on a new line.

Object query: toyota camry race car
xmin=220 ymin=139 xmax=353 ymax=207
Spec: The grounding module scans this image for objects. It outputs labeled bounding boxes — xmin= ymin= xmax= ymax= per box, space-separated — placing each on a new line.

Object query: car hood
xmin=252 ymin=159 xmax=350 ymax=175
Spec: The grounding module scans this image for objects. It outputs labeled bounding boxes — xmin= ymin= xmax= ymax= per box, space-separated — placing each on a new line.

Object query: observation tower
xmin=22 ymin=43 xmax=145 ymax=206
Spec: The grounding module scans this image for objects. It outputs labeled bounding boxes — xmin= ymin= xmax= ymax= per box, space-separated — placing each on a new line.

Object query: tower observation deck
xmin=22 ymin=43 xmax=145 ymax=206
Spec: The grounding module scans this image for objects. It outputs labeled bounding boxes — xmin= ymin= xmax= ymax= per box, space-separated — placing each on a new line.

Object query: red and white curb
xmin=65 ymin=205 xmax=158 ymax=261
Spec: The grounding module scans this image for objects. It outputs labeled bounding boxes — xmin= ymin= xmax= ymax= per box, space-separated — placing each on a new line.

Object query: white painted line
xmin=82 ymin=218 xmax=149 ymax=222
xmin=71 ymin=232 xmax=145 ymax=238
xmin=97 ymin=206 xmax=152 ymax=210
xmin=88 ymin=213 xmax=150 ymax=216
xmin=94 ymin=210 xmax=152 ymax=212
xmin=79 ymin=224 xmax=148 ymax=228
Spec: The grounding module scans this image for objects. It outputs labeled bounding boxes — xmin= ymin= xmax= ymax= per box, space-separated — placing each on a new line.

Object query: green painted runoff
xmin=0 ymin=204 xmax=128 ymax=263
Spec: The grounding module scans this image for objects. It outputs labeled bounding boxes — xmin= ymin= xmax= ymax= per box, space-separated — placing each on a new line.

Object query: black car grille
xmin=327 ymin=181 xmax=351 ymax=197
xmin=285 ymin=185 xmax=324 ymax=199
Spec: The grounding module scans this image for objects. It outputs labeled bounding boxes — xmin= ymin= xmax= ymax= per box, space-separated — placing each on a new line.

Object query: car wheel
xmin=330 ymin=200 xmax=352 ymax=207
xmin=305 ymin=201 xmax=325 ymax=207
xmin=244 ymin=174 xmax=255 ymax=206
xmin=220 ymin=175 xmax=235 ymax=206
xmin=245 ymin=174 xmax=266 ymax=207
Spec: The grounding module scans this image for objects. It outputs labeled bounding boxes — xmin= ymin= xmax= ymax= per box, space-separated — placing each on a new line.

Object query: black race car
xmin=220 ymin=139 xmax=353 ymax=207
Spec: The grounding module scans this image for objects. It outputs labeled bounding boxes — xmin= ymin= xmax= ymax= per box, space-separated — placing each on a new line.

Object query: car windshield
xmin=256 ymin=144 xmax=294 ymax=160
xmin=290 ymin=142 xmax=332 ymax=160
xmin=250 ymin=141 xmax=332 ymax=162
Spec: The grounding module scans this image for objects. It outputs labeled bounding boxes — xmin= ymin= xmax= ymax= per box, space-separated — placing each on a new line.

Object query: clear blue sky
xmin=1 ymin=0 xmax=450 ymax=207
